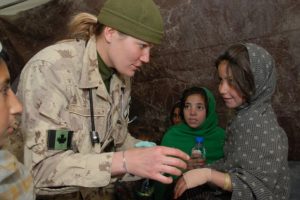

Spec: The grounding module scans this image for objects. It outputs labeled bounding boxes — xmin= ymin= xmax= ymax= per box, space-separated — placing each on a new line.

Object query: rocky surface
xmin=0 ymin=0 xmax=299 ymax=160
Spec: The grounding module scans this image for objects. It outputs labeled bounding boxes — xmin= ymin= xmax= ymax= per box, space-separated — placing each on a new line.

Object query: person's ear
xmin=103 ymin=26 xmax=117 ymax=43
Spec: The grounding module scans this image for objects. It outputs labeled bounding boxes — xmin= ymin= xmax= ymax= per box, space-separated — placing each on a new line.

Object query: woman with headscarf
xmin=174 ymin=43 xmax=290 ymax=200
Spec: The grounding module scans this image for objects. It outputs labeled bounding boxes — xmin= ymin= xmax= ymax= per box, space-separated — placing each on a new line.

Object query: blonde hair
xmin=68 ymin=12 xmax=103 ymax=41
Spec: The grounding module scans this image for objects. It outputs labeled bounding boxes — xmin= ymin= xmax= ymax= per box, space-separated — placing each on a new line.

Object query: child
xmin=170 ymin=101 xmax=182 ymax=125
xmin=174 ymin=43 xmax=290 ymax=200
xmin=0 ymin=41 xmax=35 ymax=199
xmin=155 ymin=86 xmax=225 ymax=199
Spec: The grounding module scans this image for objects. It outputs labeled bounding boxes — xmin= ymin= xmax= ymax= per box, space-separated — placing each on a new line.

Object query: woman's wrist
xmin=223 ymin=173 xmax=232 ymax=191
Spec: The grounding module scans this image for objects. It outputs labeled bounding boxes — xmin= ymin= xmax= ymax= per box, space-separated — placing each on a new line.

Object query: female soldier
xmin=17 ymin=0 xmax=189 ymax=199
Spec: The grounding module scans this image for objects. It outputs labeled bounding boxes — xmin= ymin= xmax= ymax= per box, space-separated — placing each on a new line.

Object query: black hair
xmin=0 ymin=42 xmax=9 ymax=63
xmin=215 ymin=44 xmax=255 ymax=103
xmin=179 ymin=87 xmax=208 ymax=123
xmin=170 ymin=101 xmax=181 ymax=125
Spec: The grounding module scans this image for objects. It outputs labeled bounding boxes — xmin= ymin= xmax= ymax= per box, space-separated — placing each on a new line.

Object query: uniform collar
xmin=79 ymin=36 xmax=102 ymax=89
xmin=97 ymin=52 xmax=115 ymax=92
xmin=79 ymin=36 xmax=127 ymax=101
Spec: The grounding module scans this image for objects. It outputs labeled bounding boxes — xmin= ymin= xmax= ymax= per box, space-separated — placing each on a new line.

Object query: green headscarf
xmin=154 ymin=87 xmax=225 ymax=200
xmin=161 ymin=87 xmax=225 ymax=164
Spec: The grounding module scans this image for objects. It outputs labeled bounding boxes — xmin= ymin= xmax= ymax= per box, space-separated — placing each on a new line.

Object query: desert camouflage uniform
xmin=17 ymin=36 xmax=140 ymax=199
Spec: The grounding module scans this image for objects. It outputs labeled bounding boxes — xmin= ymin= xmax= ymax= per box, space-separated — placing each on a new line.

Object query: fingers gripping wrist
xmin=183 ymin=168 xmax=212 ymax=189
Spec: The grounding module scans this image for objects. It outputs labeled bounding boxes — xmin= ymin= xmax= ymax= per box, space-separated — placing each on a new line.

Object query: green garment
xmin=162 ymin=87 xmax=225 ymax=163
xmin=97 ymin=52 xmax=114 ymax=92
xmin=154 ymin=87 xmax=225 ymax=200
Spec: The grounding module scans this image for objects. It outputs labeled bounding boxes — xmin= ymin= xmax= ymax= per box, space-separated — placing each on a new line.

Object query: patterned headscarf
xmin=212 ymin=43 xmax=290 ymax=199
xmin=244 ymin=43 xmax=276 ymax=110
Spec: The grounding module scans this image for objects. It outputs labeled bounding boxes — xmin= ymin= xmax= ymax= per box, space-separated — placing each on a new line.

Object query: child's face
xmin=0 ymin=61 xmax=22 ymax=147
xmin=183 ymin=94 xmax=206 ymax=128
xmin=172 ymin=107 xmax=182 ymax=125
xmin=217 ymin=60 xmax=245 ymax=109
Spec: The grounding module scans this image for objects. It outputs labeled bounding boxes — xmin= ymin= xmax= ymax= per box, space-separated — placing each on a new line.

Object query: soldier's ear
xmin=103 ymin=26 xmax=117 ymax=43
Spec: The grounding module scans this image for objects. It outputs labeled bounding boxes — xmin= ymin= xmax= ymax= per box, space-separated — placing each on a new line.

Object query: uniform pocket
xmin=68 ymin=104 xmax=106 ymax=117
xmin=68 ymin=104 xmax=107 ymax=151
xmin=39 ymin=93 xmax=66 ymax=125
xmin=68 ymin=103 xmax=106 ymax=134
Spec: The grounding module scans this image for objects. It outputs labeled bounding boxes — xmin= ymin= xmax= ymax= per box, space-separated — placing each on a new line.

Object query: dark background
xmin=0 ymin=0 xmax=299 ymax=160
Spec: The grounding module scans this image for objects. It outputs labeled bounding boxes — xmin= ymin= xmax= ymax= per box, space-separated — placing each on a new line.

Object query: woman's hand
xmin=125 ymin=146 xmax=189 ymax=184
xmin=174 ymin=168 xmax=212 ymax=199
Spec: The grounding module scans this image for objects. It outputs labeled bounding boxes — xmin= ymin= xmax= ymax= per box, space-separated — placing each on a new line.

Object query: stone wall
xmin=0 ymin=0 xmax=299 ymax=160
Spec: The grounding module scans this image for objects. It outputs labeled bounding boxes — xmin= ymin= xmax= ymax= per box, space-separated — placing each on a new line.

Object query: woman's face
xmin=102 ymin=28 xmax=153 ymax=77
xmin=0 ymin=61 xmax=22 ymax=147
xmin=218 ymin=61 xmax=245 ymax=109
xmin=183 ymin=94 xmax=206 ymax=128
xmin=172 ymin=107 xmax=182 ymax=125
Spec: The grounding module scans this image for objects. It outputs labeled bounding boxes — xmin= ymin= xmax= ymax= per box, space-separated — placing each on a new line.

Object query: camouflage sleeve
xmin=117 ymin=133 xmax=141 ymax=151
xmin=17 ymin=60 xmax=114 ymax=191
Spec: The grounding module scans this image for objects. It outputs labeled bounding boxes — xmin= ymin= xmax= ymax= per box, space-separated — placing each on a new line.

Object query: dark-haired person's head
xmin=180 ymin=87 xmax=208 ymax=128
xmin=0 ymin=42 xmax=22 ymax=148
xmin=215 ymin=44 xmax=255 ymax=108
xmin=170 ymin=101 xmax=182 ymax=125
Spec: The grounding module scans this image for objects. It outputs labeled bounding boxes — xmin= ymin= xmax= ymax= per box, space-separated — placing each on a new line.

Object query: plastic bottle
xmin=191 ymin=136 xmax=206 ymax=160
xmin=135 ymin=178 xmax=154 ymax=200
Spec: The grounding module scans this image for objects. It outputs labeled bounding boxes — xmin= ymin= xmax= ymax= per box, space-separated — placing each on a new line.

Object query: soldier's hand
xmin=125 ymin=146 xmax=189 ymax=184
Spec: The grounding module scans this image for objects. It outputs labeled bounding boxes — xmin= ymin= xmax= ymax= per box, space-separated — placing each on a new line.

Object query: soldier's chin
xmin=125 ymin=70 xmax=136 ymax=77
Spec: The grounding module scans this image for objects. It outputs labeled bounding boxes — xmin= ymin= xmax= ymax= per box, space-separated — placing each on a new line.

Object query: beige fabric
xmin=17 ymin=36 xmax=140 ymax=196
xmin=0 ymin=150 xmax=35 ymax=200
xmin=183 ymin=168 xmax=211 ymax=189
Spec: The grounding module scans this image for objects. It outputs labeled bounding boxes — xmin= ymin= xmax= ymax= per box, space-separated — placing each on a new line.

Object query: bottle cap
xmin=195 ymin=136 xmax=204 ymax=143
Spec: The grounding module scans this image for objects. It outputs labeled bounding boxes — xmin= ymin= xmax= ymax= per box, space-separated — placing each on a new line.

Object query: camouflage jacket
xmin=0 ymin=150 xmax=35 ymax=200
xmin=17 ymin=36 xmax=139 ymax=195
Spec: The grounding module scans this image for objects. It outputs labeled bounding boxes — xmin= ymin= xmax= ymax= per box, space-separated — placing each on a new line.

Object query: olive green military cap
xmin=98 ymin=0 xmax=164 ymax=44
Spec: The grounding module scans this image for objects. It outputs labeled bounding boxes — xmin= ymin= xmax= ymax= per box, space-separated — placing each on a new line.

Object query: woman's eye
xmin=139 ymin=44 xmax=147 ymax=49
